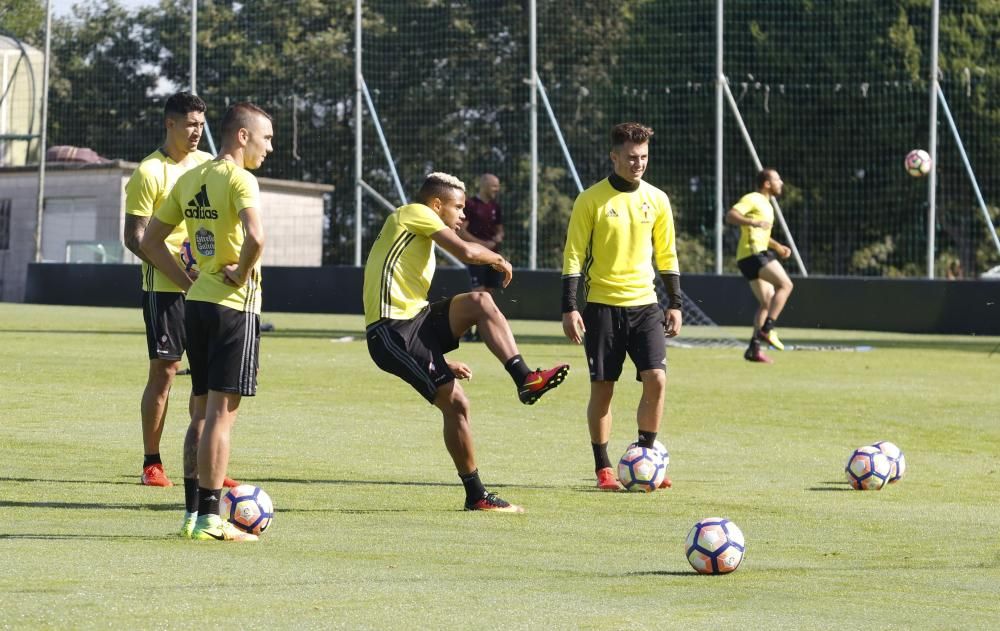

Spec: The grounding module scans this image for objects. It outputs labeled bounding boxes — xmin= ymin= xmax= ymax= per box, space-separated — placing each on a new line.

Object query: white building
xmin=0 ymin=161 xmax=332 ymax=301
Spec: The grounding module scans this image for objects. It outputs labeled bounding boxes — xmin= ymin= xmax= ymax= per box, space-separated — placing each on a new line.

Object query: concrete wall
xmin=23 ymin=263 xmax=1000 ymax=335
xmin=0 ymin=162 xmax=331 ymax=302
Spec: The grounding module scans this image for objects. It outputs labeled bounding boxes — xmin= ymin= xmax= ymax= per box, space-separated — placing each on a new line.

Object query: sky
xmin=50 ymin=0 xmax=157 ymax=17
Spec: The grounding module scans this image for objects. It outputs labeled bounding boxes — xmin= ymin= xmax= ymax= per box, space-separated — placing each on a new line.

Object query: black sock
xmin=637 ymin=431 xmax=657 ymax=448
xmin=592 ymin=442 xmax=612 ymax=471
xmin=762 ymin=317 xmax=776 ymax=334
xmin=197 ymin=487 xmax=222 ymax=517
xmin=143 ymin=453 xmax=162 ymax=468
xmin=459 ymin=469 xmax=487 ymax=503
xmin=184 ymin=478 xmax=199 ymax=513
xmin=504 ymin=355 xmax=532 ymax=386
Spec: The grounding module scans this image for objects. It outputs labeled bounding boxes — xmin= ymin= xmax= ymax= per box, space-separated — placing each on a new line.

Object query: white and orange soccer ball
xmin=871 ymin=440 xmax=906 ymax=483
xmin=617 ymin=445 xmax=666 ymax=492
xmin=845 ymin=445 xmax=892 ymax=490
xmin=905 ymin=149 xmax=932 ymax=177
xmin=221 ymin=484 xmax=274 ymax=535
xmin=685 ymin=517 xmax=746 ymax=575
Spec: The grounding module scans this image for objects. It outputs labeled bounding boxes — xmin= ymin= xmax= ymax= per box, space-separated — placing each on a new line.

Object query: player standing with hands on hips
xmin=142 ymin=102 xmax=273 ymax=541
xmin=122 ymin=92 xmax=238 ymax=488
xmin=725 ymin=168 xmax=794 ymax=364
xmin=561 ymin=122 xmax=682 ymax=492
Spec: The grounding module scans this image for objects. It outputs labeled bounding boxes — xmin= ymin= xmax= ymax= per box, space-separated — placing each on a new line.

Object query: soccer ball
xmin=221 ymin=485 xmax=274 ymax=535
xmin=617 ymin=445 xmax=666 ymax=492
xmin=904 ymin=149 xmax=932 ymax=177
xmin=685 ymin=517 xmax=745 ymax=575
xmin=180 ymin=238 xmax=197 ymax=272
xmin=871 ymin=440 xmax=906 ymax=483
xmin=845 ymin=445 xmax=892 ymax=490
xmin=628 ymin=439 xmax=669 ymax=469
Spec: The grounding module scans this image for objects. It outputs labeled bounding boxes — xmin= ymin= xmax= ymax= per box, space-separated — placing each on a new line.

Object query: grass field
xmin=1 ymin=302 xmax=998 ymax=629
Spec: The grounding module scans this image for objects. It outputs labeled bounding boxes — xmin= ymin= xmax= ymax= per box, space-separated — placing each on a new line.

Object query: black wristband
xmin=661 ymin=273 xmax=682 ymax=310
xmin=562 ymin=275 xmax=580 ymax=313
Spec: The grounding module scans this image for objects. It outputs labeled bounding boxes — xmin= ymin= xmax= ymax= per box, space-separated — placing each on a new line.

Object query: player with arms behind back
xmin=363 ymin=172 xmax=569 ymax=513
xmin=725 ymin=168 xmax=794 ymax=364
xmin=142 ymin=102 xmax=273 ymax=542
xmin=122 ymin=91 xmax=232 ymax=488
xmin=561 ymin=122 xmax=682 ymax=491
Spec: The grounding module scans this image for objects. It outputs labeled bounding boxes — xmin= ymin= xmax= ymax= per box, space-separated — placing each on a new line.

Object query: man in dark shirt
xmin=459 ymin=173 xmax=504 ymax=340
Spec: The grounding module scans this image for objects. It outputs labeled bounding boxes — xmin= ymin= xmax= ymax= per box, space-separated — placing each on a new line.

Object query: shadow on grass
xmin=0 ymin=328 xmax=141 ymax=336
xmin=252 ymin=477 xmax=562 ymax=490
xmin=0 ymin=500 xmax=178 ymax=511
xmin=626 ymin=570 xmax=708 ymax=577
xmin=260 ymin=328 xmax=571 ymax=346
xmin=0 ymin=533 xmax=177 ymax=541
xmin=808 ymin=485 xmax=854 ymax=492
xmin=279 ymin=507 xmax=449 ymax=514
xmin=0 ymin=476 xmax=138 ymax=486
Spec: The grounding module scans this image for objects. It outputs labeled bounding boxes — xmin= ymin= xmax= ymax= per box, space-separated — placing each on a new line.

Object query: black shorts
xmin=737 ymin=250 xmax=778 ymax=281
xmin=366 ymin=298 xmax=459 ymax=403
xmin=468 ymin=263 xmax=504 ymax=290
xmin=185 ymin=301 xmax=260 ymax=397
xmin=143 ymin=291 xmax=186 ymax=361
xmin=582 ymin=302 xmax=667 ymax=382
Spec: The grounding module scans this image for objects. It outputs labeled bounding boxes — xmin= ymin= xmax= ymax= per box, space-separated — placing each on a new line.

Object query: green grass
xmin=1 ymin=302 xmax=998 ymax=629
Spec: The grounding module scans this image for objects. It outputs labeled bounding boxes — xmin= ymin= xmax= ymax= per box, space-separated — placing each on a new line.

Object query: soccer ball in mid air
xmin=904 ymin=149 xmax=932 ymax=177
xmin=871 ymin=440 xmax=906 ymax=483
xmin=845 ymin=445 xmax=892 ymax=490
xmin=222 ymin=485 xmax=274 ymax=535
xmin=617 ymin=445 xmax=666 ymax=492
xmin=685 ymin=517 xmax=746 ymax=574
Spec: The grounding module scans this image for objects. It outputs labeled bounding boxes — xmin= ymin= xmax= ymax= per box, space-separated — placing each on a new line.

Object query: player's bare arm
xmin=431 ymin=228 xmax=512 ymax=288
xmin=140 ymin=217 xmax=193 ymax=291
xmin=123 ymin=214 xmax=153 ymax=264
xmin=725 ymin=208 xmax=770 ymax=230
xmin=447 ymin=360 xmax=472 ymax=380
xmin=224 ymin=207 xmax=265 ymax=287
xmin=561 ymin=311 xmax=585 ymax=345
xmin=769 ymin=238 xmax=792 ymax=259
xmin=664 ymin=308 xmax=683 ymax=338
xmin=458 ymin=221 xmax=495 ymax=250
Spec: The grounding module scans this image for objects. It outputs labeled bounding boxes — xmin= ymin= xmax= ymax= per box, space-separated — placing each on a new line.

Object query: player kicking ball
xmin=363 ymin=172 xmax=569 ymax=513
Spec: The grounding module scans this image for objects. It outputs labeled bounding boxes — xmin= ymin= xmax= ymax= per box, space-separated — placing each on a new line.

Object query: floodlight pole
xmin=528 ymin=0 xmax=538 ymax=269
xmin=190 ymin=0 xmax=197 ymax=95
xmin=354 ymin=0 xmax=363 ymax=266
xmin=927 ymin=0 xmax=940 ymax=278
xmin=714 ymin=0 xmax=724 ymax=274
xmin=33 ymin=0 xmax=52 ymax=263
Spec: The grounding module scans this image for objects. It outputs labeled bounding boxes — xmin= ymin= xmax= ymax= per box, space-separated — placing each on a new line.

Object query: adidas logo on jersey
xmin=184 ymin=185 xmax=219 ymax=219
xmin=606 ymin=208 xmax=618 ymax=217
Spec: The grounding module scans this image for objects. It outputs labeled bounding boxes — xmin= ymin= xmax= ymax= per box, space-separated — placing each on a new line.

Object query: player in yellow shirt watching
xmin=561 ymin=122 xmax=682 ymax=492
xmin=363 ymin=172 xmax=569 ymax=513
xmin=142 ymin=102 xmax=273 ymax=541
xmin=725 ymin=169 xmax=794 ymax=364
xmin=122 ymin=92 xmax=232 ymax=488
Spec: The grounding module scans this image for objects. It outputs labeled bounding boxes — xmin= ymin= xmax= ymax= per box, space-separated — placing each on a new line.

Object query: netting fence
xmin=4 ymin=0 xmax=999 ymax=278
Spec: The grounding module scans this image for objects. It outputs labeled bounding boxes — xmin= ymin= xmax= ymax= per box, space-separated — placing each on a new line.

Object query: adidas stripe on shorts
xmin=185 ymin=300 xmax=260 ymax=397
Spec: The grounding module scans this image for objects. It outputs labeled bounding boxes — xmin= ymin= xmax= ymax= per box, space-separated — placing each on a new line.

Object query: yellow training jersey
xmin=124 ymin=149 xmax=213 ymax=292
xmin=363 ymin=203 xmax=448 ymax=326
xmin=731 ymin=191 xmax=774 ymax=260
xmin=562 ymin=177 xmax=679 ymax=307
xmin=155 ymin=160 xmax=263 ymax=314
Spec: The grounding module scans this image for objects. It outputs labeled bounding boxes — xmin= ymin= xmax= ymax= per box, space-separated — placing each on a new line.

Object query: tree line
xmin=3 ymin=0 xmax=998 ymax=275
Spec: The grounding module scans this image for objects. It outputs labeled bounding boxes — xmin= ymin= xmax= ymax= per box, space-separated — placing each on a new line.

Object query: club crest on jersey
xmin=195 ymin=226 xmax=215 ymax=257
xmin=640 ymin=202 xmax=652 ymax=223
